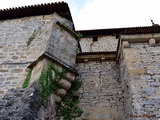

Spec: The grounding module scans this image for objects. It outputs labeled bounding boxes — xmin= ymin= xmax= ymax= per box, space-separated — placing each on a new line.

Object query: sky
xmin=0 ymin=0 xmax=160 ymax=30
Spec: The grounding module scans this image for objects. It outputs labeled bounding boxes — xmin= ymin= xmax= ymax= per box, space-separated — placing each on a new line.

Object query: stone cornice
xmin=121 ymin=33 xmax=160 ymax=43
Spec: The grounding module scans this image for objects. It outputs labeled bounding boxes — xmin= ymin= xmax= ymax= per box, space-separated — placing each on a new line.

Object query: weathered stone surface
xmin=0 ymin=14 xmax=54 ymax=96
xmin=0 ymin=83 xmax=56 ymax=120
xmin=149 ymin=38 xmax=156 ymax=47
xmin=0 ymin=69 xmax=8 ymax=72
xmin=46 ymin=13 xmax=77 ymax=67
xmin=140 ymin=75 xmax=151 ymax=80
xmin=10 ymin=68 xmax=23 ymax=73
xmin=64 ymin=72 xmax=75 ymax=82
xmin=121 ymin=42 xmax=160 ymax=119
xmin=1 ymin=4 xmax=160 ymax=120
xmin=128 ymin=67 xmax=146 ymax=75
xmin=80 ymin=36 xmax=118 ymax=52
xmin=58 ymin=79 xmax=71 ymax=90
xmin=0 ymin=12 xmax=77 ymax=98
xmin=56 ymin=89 xmax=67 ymax=97
xmin=53 ymin=94 xmax=62 ymax=103
xmin=76 ymin=61 xmax=125 ymax=120
xmin=123 ymin=41 xmax=130 ymax=48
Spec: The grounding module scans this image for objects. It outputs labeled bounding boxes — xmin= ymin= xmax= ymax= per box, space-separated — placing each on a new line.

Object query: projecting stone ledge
xmin=76 ymin=51 xmax=117 ymax=63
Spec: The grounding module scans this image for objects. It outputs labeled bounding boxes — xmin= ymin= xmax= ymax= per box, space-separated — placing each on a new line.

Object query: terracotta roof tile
xmin=0 ymin=1 xmax=73 ymax=22
xmin=77 ymin=26 xmax=160 ymax=36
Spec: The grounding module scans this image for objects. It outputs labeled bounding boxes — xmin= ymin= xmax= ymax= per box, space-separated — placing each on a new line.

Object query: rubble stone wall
xmin=76 ymin=61 xmax=126 ymax=120
xmin=0 ymin=12 xmax=76 ymax=97
xmin=0 ymin=12 xmax=78 ymax=120
xmin=120 ymin=42 xmax=160 ymax=119
xmin=0 ymin=14 xmax=53 ymax=97
xmin=80 ymin=36 xmax=118 ymax=52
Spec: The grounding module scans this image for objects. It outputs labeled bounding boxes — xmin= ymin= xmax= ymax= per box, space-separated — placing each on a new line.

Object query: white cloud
xmin=74 ymin=0 xmax=160 ymax=30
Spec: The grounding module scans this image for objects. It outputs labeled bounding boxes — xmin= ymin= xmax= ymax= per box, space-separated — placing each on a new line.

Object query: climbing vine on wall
xmin=22 ymin=68 xmax=32 ymax=88
xmin=26 ymin=24 xmax=43 ymax=46
xmin=26 ymin=30 xmax=38 ymax=46
xmin=56 ymin=80 xmax=83 ymax=120
xmin=39 ymin=63 xmax=62 ymax=103
xmin=39 ymin=63 xmax=83 ymax=119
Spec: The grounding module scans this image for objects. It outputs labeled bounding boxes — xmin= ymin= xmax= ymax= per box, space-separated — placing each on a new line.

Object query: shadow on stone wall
xmin=0 ymin=81 xmax=56 ymax=120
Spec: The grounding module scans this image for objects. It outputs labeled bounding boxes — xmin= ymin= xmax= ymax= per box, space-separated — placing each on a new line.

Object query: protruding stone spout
xmin=64 ymin=72 xmax=75 ymax=82
xmin=58 ymin=79 xmax=71 ymax=90
xmin=53 ymin=94 xmax=62 ymax=103
xmin=56 ymin=89 xmax=67 ymax=97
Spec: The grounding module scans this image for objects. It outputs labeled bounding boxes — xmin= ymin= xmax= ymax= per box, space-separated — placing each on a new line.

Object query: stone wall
xmin=76 ymin=61 xmax=125 ymax=120
xmin=0 ymin=11 xmax=79 ymax=120
xmin=0 ymin=82 xmax=56 ymax=120
xmin=0 ymin=14 xmax=53 ymax=97
xmin=46 ymin=13 xmax=78 ymax=67
xmin=80 ymin=36 xmax=118 ymax=52
xmin=120 ymin=41 xmax=160 ymax=119
xmin=0 ymin=12 xmax=77 ymax=97
xmin=1 ymin=4 xmax=160 ymax=120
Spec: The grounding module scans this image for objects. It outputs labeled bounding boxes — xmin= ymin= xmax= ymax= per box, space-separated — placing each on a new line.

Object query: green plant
xmin=39 ymin=63 xmax=60 ymax=103
xmin=75 ymin=48 xmax=80 ymax=54
xmin=76 ymin=32 xmax=83 ymax=40
xmin=69 ymin=54 xmax=76 ymax=61
xmin=22 ymin=69 xmax=32 ymax=88
xmin=62 ymin=22 xmax=67 ymax=28
xmin=39 ymin=63 xmax=83 ymax=119
xmin=56 ymin=80 xmax=83 ymax=120
xmin=26 ymin=29 xmax=39 ymax=46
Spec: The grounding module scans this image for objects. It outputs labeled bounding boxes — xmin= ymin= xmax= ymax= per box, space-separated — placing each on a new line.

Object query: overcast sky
xmin=0 ymin=0 xmax=160 ymax=30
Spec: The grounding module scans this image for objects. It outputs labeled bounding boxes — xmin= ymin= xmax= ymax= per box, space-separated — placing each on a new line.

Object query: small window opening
xmin=93 ymin=36 xmax=98 ymax=42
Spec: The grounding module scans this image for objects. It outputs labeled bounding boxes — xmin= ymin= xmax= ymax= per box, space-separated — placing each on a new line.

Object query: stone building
xmin=0 ymin=1 xmax=160 ymax=120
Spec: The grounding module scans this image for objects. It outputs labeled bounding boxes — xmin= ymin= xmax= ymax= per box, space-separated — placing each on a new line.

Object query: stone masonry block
xmin=149 ymin=38 xmax=156 ymax=47
xmin=128 ymin=68 xmax=147 ymax=75
xmin=123 ymin=41 xmax=130 ymax=48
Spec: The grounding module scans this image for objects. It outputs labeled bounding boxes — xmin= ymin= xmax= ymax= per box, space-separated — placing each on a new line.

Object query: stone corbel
xmin=25 ymin=53 xmax=77 ymax=103
xmin=122 ymin=41 xmax=130 ymax=48
xmin=148 ymin=38 xmax=156 ymax=47
xmin=118 ymin=41 xmax=130 ymax=61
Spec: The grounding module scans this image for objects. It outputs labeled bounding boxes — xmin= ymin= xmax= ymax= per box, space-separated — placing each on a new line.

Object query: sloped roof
xmin=77 ymin=26 xmax=160 ymax=36
xmin=0 ymin=1 xmax=73 ymax=22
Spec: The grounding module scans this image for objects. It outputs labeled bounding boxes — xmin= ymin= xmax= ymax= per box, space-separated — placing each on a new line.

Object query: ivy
xmin=39 ymin=63 xmax=60 ymax=103
xmin=22 ymin=69 xmax=32 ymax=88
xmin=56 ymin=80 xmax=83 ymax=120
xmin=39 ymin=63 xmax=83 ymax=119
